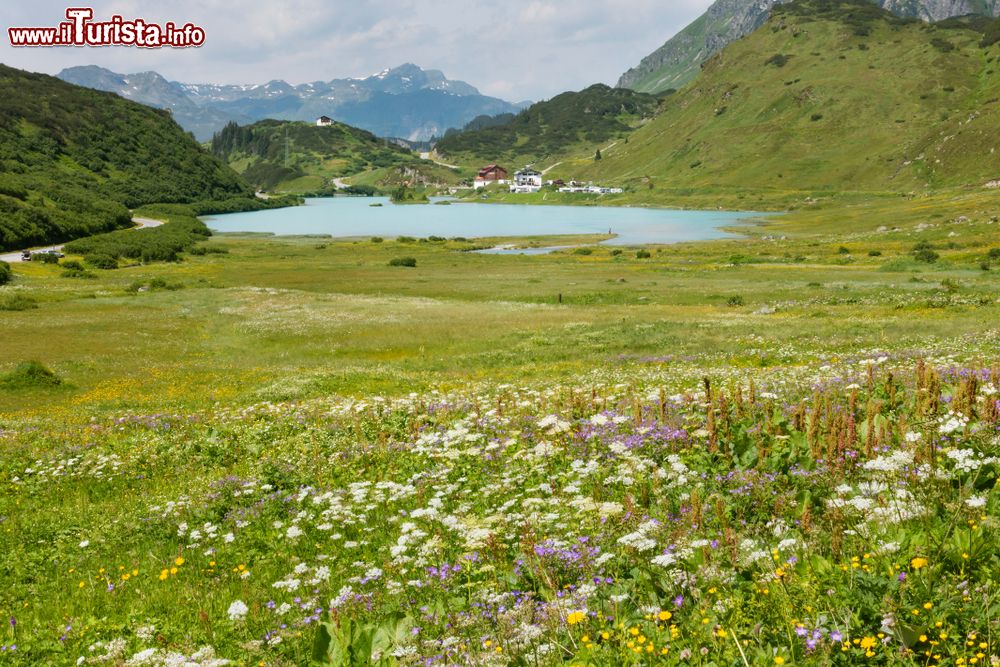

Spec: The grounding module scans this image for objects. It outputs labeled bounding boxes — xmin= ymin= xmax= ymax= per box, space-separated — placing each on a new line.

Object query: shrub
xmin=60 ymin=260 xmax=84 ymax=271
xmin=341 ymin=184 xmax=377 ymax=196
xmin=914 ymin=248 xmax=940 ymax=263
xmin=610 ymin=249 xmax=623 ymax=256
xmin=61 ymin=267 xmax=94 ymax=278
xmin=147 ymin=277 xmax=185 ymax=291
xmin=397 ymin=236 xmax=416 ymax=244
xmin=727 ymin=295 xmax=745 ymax=307
xmin=810 ymin=113 xmax=823 ymax=121
xmin=837 ymin=246 xmax=850 ymax=254
xmin=574 ymin=248 xmax=593 ymax=255
xmin=370 ymin=237 xmax=384 ymax=243
xmin=0 ymin=293 xmax=37 ymax=311
xmin=987 ymin=248 xmax=1000 ymax=260
xmin=0 ymin=260 xmax=10 ymax=285
xmin=0 ymin=360 xmax=62 ymax=389
xmin=187 ymin=246 xmax=229 ymax=256
xmin=85 ymin=254 xmax=118 ymax=269
xmin=868 ymin=250 xmax=882 ymax=257
xmin=765 ymin=54 xmax=791 ymax=68
xmin=388 ymin=257 xmax=417 ymax=267
xmin=635 ymin=250 xmax=651 ymax=259
xmin=930 ymin=37 xmax=955 ymax=52
xmin=34 ymin=252 xmax=59 ymax=264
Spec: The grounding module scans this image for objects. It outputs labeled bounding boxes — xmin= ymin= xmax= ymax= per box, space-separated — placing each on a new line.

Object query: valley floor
xmin=1 ymin=190 xmax=999 ymax=665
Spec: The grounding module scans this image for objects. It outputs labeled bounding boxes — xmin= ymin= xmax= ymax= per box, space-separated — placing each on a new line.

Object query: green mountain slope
xmin=618 ymin=0 xmax=1000 ymax=94
xmin=434 ymin=84 xmax=660 ymax=167
xmin=210 ymin=119 xmax=441 ymax=192
xmin=570 ymin=0 xmax=1000 ymax=194
xmin=0 ymin=65 xmax=257 ymax=251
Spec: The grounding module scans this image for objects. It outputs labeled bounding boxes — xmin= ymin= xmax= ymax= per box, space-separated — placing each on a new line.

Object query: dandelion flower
xmin=911 ymin=557 xmax=928 ymax=570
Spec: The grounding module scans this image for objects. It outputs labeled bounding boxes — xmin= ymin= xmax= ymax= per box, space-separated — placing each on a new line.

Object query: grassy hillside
xmin=434 ymin=84 xmax=661 ymax=168
xmin=568 ymin=0 xmax=1000 ymax=195
xmin=0 ymin=65 xmax=259 ymax=251
xmin=210 ymin=119 xmax=442 ymax=193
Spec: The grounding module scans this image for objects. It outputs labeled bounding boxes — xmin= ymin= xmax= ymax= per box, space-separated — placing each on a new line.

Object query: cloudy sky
xmin=1 ymin=0 xmax=712 ymax=101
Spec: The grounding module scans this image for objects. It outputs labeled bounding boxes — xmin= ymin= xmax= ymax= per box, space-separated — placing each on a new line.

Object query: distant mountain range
xmin=617 ymin=0 xmax=1000 ymax=93
xmin=57 ymin=64 xmax=528 ymax=142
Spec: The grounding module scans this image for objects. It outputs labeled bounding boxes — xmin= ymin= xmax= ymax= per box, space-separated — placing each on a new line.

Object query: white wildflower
xmin=227 ymin=600 xmax=249 ymax=621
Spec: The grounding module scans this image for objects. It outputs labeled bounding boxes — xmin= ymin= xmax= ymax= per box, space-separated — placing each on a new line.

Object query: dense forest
xmin=0 ymin=65 xmax=265 ymax=251
xmin=435 ymin=84 xmax=660 ymax=162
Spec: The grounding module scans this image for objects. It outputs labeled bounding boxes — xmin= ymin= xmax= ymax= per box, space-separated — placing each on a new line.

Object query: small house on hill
xmin=478 ymin=164 xmax=507 ymax=181
xmin=473 ymin=164 xmax=508 ymax=189
xmin=316 ymin=116 xmax=333 ymax=126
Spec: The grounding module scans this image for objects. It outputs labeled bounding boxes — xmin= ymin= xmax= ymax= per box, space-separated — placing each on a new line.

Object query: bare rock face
xmin=882 ymin=0 xmax=1000 ymax=20
xmin=618 ymin=0 xmax=999 ymax=93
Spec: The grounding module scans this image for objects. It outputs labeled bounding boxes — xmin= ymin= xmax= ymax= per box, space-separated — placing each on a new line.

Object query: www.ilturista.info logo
xmin=8 ymin=8 xmax=205 ymax=48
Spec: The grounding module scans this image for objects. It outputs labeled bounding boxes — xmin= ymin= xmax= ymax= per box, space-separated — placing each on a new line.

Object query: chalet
xmin=473 ymin=164 xmax=508 ymax=189
xmin=315 ymin=116 xmax=334 ymax=126
xmin=510 ymin=168 xmax=542 ymax=193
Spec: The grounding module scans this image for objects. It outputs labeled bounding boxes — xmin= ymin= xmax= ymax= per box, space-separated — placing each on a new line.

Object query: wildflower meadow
xmin=1 ymin=351 xmax=998 ymax=665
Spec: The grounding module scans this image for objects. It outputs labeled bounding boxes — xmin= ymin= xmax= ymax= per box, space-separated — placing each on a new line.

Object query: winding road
xmin=0 ymin=216 xmax=164 ymax=263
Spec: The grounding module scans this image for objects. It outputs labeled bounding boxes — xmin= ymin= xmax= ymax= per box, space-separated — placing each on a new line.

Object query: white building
xmin=510 ymin=168 xmax=542 ymax=193
xmin=557 ymin=181 xmax=623 ymax=194
xmin=316 ymin=116 xmax=334 ymax=126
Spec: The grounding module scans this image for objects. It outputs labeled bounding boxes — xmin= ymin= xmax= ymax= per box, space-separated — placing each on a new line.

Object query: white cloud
xmin=0 ymin=0 xmax=715 ymax=100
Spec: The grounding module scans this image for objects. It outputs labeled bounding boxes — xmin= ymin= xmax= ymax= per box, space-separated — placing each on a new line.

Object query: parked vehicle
xmin=21 ymin=250 xmax=30 ymax=260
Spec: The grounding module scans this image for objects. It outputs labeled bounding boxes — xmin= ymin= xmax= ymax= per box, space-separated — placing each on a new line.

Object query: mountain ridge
xmin=57 ymin=64 xmax=527 ymax=142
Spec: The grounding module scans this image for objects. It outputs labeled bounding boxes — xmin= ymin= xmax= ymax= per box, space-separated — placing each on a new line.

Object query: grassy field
xmin=1 ymin=188 xmax=998 ymax=416
xmin=1 ymin=191 xmax=1000 ymax=665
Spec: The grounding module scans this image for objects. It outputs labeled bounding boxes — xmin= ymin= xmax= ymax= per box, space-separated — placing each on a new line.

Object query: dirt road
xmin=0 ymin=216 xmax=164 ymax=263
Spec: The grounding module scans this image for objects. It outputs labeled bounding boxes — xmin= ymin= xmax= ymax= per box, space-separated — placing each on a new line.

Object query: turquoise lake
xmin=203 ymin=197 xmax=764 ymax=248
